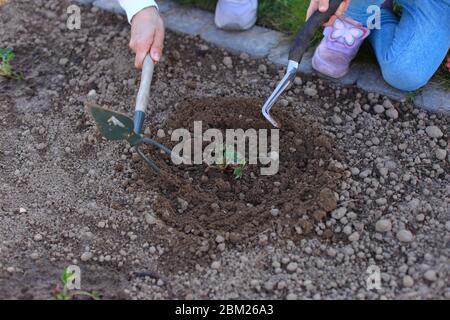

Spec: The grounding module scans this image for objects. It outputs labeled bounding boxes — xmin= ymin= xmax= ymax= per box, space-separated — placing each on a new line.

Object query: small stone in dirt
xmin=211 ymin=203 xmax=220 ymax=210
xmin=435 ymin=148 xmax=447 ymax=160
xmin=304 ymin=87 xmax=317 ymax=97
xmin=279 ymin=99 xmax=289 ymax=107
xmin=286 ymin=262 xmax=298 ymax=273
xmin=375 ymin=219 xmax=392 ymax=233
xmin=446 ymin=221 xmax=450 ymax=232
xmin=6 ymin=267 xmax=15 ymax=274
xmin=36 ymin=143 xmax=47 ymax=150
xmin=425 ymin=126 xmax=443 ymax=138
xmin=177 ymin=198 xmax=189 ymax=213
xmin=294 ymin=77 xmax=302 ymax=86
xmin=88 ymin=89 xmax=97 ymax=96
xmin=331 ymin=207 xmax=346 ymax=220
xmin=34 ymin=234 xmax=43 ymax=241
xmin=383 ymin=99 xmax=394 ymax=109
xmin=402 ymin=275 xmax=414 ymax=288
xmin=385 ymin=108 xmax=398 ymax=119
xmin=30 ymin=252 xmax=39 ymax=260
xmin=375 ymin=198 xmax=387 ymax=206
xmin=257 ymin=64 xmax=267 ymax=73
xmin=223 ymin=56 xmax=233 ymax=68
xmin=97 ymin=221 xmax=106 ymax=228
xmin=59 ymin=58 xmax=69 ymax=66
xmin=144 ymin=213 xmax=157 ymax=225
xmin=424 ymin=270 xmax=437 ymax=282
xmin=81 ymin=252 xmax=93 ymax=262
xmin=396 ymin=229 xmax=413 ymax=243
xmin=348 ymin=232 xmax=360 ymax=242
xmin=19 ymin=207 xmax=27 ymax=214
xmin=286 ymin=293 xmax=297 ymax=300
xmin=373 ymin=104 xmax=384 ymax=114
xmin=318 ymin=188 xmax=337 ymax=212
xmin=211 ymin=261 xmax=221 ymax=269
xmin=215 ymin=235 xmax=225 ymax=243
xmin=157 ymin=129 xmax=166 ymax=138
xmin=270 ymin=208 xmax=280 ymax=216
xmin=332 ymin=114 xmax=343 ymax=125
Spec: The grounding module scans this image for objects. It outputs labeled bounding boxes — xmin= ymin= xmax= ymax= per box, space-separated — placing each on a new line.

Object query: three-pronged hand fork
xmin=261 ymin=0 xmax=344 ymax=127
xmin=87 ymin=55 xmax=175 ymax=173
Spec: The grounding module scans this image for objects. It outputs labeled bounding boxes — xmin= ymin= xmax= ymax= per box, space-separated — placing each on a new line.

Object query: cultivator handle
xmin=288 ymin=0 xmax=343 ymax=62
xmin=134 ymin=55 xmax=155 ymax=134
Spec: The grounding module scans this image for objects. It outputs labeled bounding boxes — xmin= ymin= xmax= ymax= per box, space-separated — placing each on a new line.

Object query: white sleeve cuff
xmin=118 ymin=0 xmax=158 ymax=24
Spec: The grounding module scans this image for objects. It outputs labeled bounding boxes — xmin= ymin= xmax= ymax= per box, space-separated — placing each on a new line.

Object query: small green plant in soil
xmin=52 ymin=267 xmax=100 ymax=300
xmin=0 ymin=48 xmax=23 ymax=80
xmin=214 ymin=144 xmax=247 ymax=180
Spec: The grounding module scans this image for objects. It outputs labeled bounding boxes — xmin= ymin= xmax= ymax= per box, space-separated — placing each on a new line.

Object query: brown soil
xmin=134 ymin=97 xmax=345 ymax=270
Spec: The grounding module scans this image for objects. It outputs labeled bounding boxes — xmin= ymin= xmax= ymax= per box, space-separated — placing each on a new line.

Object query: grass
xmin=173 ymin=0 xmax=449 ymax=89
xmin=175 ymin=0 xmax=309 ymax=34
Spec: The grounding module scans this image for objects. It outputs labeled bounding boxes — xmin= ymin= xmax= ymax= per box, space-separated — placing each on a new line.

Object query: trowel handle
xmin=288 ymin=0 xmax=343 ymax=62
xmin=134 ymin=55 xmax=155 ymax=134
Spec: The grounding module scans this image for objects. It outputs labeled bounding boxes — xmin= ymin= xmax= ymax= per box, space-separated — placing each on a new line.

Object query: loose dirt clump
xmin=135 ymin=97 xmax=346 ymax=270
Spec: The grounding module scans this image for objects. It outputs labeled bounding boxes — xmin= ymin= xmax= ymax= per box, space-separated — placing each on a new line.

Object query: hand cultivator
xmin=87 ymin=55 xmax=174 ymax=173
xmin=261 ymin=0 xmax=344 ymax=127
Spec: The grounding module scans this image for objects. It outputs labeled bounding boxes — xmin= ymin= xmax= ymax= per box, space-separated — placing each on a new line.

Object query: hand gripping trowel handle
xmin=133 ymin=55 xmax=155 ymax=134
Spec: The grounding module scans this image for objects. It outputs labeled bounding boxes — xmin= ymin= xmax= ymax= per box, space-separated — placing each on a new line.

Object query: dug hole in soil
xmin=136 ymin=97 xmax=345 ymax=270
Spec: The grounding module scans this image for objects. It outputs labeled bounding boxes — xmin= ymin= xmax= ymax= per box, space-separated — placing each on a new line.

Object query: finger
xmin=318 ymin=0 xmax=329 ymax=12
xmin=134 ymin=43 xmax=151 ymax=69
xmin=335 ymin=0 xmax=350 ymax=16
xmin=306 ymin=0 xmax=319 ymax=20
xmin=150 ymin=26 xmax=164 ymax=62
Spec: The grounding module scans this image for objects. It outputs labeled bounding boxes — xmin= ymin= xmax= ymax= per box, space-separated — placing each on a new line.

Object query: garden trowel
xmin=261 ymin=0 xmax=344 ymax=127
xmin=87 ymin=55 xmax=173 ymax=173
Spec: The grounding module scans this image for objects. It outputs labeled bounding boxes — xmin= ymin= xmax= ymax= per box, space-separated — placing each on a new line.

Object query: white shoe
xmin=214 ymin=0 xmax=258 ymax=31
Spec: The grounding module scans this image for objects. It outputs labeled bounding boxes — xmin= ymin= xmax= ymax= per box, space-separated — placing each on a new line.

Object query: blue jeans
xmin=346 ymin=0 xmax=450 ymax=91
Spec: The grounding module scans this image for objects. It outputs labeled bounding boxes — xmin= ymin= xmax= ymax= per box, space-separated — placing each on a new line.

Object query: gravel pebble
xmin=34 ymin=234 xmax=43 ymax=241
xmin=373 ymin=104 xmax=384 ymax=114
xmin=286 ymin=262 xmax=298 ymax=272
xmin=385 ymin=108 xmax=398 ymax=119
xmin=425 ymin=126 xmax=443 ymax=138
xmin=396 ymin=229 xmax=414 ymax=243
xmin=435 ymin=148 xmax=447 ymax=160
xmin=81 ymin=252 xmax=93 ymax=262
xmin=424 ymin=270 xmax=437 ymax=282
xmin=304 ymin=87 xmax=318 ymax=97
xmin=402 ymin=275 xmax=414 ymax=288
xmin=375 ymin=219 xmax=392 ymax=233
xmin=223 ymin=56 xmax=233 ymax=68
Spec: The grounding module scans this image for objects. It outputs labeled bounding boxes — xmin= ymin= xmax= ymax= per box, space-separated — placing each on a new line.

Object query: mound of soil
xmin=135 ymin=97 xmax=346 ymax=270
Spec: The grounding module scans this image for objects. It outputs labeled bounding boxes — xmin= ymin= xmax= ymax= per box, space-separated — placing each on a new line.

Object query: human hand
xmin=306 ymin=0 xmax=350 ymax=26
xmin=446 ymin=56 xmax=450 ymax=72
xmin=129 ymin=6 xmax=164 ymax=69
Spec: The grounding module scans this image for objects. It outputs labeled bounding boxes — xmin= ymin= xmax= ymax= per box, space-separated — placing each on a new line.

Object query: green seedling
xmin=53 ymin=267 xmax=100 ymax=300
xmin=0 ymin=48 xmax=23 ymax=80
xmin=215 ymin=144 xmax=247 ymax=180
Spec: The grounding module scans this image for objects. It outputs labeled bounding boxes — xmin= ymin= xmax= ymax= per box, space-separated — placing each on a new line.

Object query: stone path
xmin=78 ymin=0 xmax=449 ymax=112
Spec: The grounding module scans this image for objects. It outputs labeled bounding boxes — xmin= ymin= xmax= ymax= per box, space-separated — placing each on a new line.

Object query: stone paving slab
xmin=201 ymin=26 xmax=284 ymax=58
xmin=93 ymin=0 xmax=125 ymax=15
xmin=78 ymin=0 xmax=449 ymax=113
xmin=163 ymin=6 xmax=213 ymax=36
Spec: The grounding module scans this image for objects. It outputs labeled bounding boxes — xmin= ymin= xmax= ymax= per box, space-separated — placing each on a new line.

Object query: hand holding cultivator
xmin=261 ymin=0 xmax=344 ymax=127
xmin=87 ymin=55 xmax=174 ymax=173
